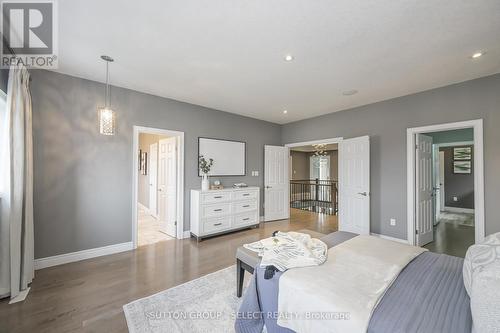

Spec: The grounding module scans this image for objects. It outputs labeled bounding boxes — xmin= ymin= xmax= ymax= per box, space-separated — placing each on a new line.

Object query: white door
xmin=338 ymin=136 xmax=370 ymax=235
xmin=149 ymin=143 xmax=159 ymax=218
xmin=439 ymin=151 xmax=445 ymax=213
xmin=264 ymin=145 xmax=289 ymax=221
xmin=158 ymin=137 xmax=177 ymax=237
xmin=416 ymin=134 xmax=434 ymax=246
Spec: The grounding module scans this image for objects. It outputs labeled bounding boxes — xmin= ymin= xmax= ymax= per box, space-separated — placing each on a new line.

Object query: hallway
xmin=424 ymin=212 xmax=474 ymax=257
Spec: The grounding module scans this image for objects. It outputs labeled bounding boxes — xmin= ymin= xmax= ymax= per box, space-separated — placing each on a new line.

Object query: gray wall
xmin=441 ymin=145 xmax=474 ymax=209
xmin=31 ymin=70 xmax=281 ymax=259
xmin=290 ymin=151 xmax=309 ymax=179
xmin=427 ymin=128 xmax=473 ymax=144
xmin=282 ymin=73 xmax=500 ymax=240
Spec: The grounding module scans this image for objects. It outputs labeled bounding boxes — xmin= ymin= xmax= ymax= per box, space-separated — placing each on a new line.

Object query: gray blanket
xmin=235 ymin=232 xmax=471 ymax=333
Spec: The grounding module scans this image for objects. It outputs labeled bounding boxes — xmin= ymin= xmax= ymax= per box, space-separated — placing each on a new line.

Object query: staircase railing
xmin=290 ymin=179 xmax=338 ymax=215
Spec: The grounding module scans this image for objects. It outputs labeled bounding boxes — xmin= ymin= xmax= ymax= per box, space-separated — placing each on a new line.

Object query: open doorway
xmin=132 ymin=126 xmax=185 ymax=248
xmin=407 ymin=120 xmax=484 ymax=257
xmin=289 ymin=143 xmax=339 ymax=216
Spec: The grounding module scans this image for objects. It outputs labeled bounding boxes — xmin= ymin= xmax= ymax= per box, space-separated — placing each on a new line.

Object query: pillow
xmin=463 ymin=232 xmax=500 ymax=295
xmin=463 ymin=232 xmax=500 ymax=333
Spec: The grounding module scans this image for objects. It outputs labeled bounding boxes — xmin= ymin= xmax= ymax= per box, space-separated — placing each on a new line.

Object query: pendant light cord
xmin=105 ymin=60 xmax=110 ymax=108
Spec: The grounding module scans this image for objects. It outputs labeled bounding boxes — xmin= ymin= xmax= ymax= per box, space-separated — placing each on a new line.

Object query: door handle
xmin=358 ymin=192 xmax=368 ymax=196
xmin=265 ymin=186 xmax=272 ymax=189
xmin=214 ymin=209 xmax=222 ymax=212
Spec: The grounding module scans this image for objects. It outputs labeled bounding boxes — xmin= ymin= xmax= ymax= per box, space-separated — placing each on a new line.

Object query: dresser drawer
xmin=201 ymin=192 xmax=231 ymax=204
xmin=233 ymin=190 xmax=258 ymax=201
xmin=201 ymin=203 xmax=231 ymax=218
xmin=233 ymin=212 xmax=258 ymax=227
xmin=232 ymin=200 xmax=257 ymax=214
xmin=203 ymin=216 xmax=231 ymax=234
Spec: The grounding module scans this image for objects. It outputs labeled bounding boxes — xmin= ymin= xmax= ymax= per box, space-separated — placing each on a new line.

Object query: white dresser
xmin=190 ymin=187 xmax=260 ymax=240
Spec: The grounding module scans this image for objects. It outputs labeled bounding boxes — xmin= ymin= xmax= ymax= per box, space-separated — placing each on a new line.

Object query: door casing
xmin=407 ymin=119 xmax=484 ymax=245
xmin=132 ymin=126 xmax=185 ymax=249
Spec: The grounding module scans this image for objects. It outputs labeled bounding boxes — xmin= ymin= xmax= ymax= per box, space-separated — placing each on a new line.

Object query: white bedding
xmin=277 ymin=235 xmax=427 ymax=333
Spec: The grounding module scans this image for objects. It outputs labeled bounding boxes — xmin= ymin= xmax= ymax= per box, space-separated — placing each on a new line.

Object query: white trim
xmin=9 ymin=287 xmax=30 ymax=304
xmin=34 ymin=242 xmax=133 ymax=270
xmin=285 ymin=137 xmax=343 ymax=148
xmin=132 ymin=126 xmax=185 ymax=249
xmin=370 ymin=233 xmax=408 ymax=244
xmin=182 ymin=231 xmax=191 ymax=239
xmin=443 ymin=206 xmax=475 ymax=214
xmin=407 ymin=119 xmax=485 ymax=245
xmin=434 ymin=141 xmax=474 ymax=148
xmin=260 ymin=215 xmax=265 ymax=222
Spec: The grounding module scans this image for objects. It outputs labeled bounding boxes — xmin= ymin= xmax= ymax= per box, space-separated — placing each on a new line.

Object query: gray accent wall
xmin=282 ymin=73 xmax=500 ymax=240
xmin=441 ymin=145 xmax=474 ymax=209
xmin=30 ymin=70 xmax=281 ymax=259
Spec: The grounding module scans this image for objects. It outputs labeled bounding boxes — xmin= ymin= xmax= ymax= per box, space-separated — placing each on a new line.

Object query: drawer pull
xmin=214 ymin=196 xmax=222 ymax=199
xmin=214 ymin=209 xmax=223 ymax=212
xmin=242 ymin=218 xmax=250 ymax=221
xmin=242 ymin=205 xmax=250 ymax=208
xmin=243 ymin=193 xmax=250 ymax=196
xmin=213 ymin=223 xmax=222 ymax=226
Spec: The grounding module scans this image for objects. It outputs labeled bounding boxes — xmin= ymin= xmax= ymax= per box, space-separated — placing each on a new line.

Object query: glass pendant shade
xmin=98 ymin=55 xmax=116 ymax=135
xmin=98 ymin=107 xmax=115 ymax=135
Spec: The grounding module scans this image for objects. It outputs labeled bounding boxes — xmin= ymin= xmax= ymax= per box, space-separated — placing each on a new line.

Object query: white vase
xmin=201 ymin=174 xmax=210 ymax=191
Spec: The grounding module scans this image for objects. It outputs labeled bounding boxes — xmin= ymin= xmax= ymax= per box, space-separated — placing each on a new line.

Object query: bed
xmin=235 ymin=231 xmax=472 ymax=333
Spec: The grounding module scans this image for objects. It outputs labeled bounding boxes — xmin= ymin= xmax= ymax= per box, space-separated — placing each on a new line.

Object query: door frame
xmin=285 ymin=137 xmax=343 ymax=216
xmin=407 ymin=119 xmax=484 ymax=246
xmin=132 ymin=126 xmax=185 ymax=249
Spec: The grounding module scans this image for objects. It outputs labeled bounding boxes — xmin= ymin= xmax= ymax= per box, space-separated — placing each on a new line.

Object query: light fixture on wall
xmin=98 ymin=55 xmax=116 ymax=135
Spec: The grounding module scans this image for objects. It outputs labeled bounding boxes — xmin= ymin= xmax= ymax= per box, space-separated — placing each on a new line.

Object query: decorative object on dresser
xmin=199 ymin=155 xmax=214 ymax=191
xmin=190 ymin=187 xmax=260 ymax=241
xmin=211 ymin=180 xmax=223 ymax=190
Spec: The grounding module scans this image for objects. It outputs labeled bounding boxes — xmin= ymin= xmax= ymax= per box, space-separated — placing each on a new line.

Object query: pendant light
xmin=98 ymin=55 xmax=116 ymax=135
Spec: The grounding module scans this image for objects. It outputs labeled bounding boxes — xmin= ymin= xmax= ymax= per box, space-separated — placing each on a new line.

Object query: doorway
xmin=282 ymin=136 xmax=371 ymax=235
xmin=289 ymin=143 xmax=338 ymax=215
xmin=132 ymin=126 xmax=185 ymax=249
xmin=407 ymin=120 xmax=485 ymax=257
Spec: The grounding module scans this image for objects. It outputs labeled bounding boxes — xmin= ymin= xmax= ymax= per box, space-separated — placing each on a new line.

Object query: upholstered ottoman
xmin=236 ymin=229 xmax=326 ymax=297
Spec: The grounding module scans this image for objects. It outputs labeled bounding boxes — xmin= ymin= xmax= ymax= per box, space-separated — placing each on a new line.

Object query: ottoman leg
xmin=237 ymin=259 xmax=245 ymax=298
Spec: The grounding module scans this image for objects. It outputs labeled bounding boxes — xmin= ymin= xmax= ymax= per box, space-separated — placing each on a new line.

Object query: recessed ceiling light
xmin=471 ymin=51 xmax=484 ymax=59
xmin=284 ymin=55 xmax=294 ymax=62
xmin=342 ymin=89 xmax=358 ymax=96
xmin=283 ymin=110 xmax=288 ymax=114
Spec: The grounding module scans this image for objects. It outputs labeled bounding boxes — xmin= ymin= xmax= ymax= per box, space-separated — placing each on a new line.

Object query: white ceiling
xmin=55 ymin=0 xmax=500 ymax=124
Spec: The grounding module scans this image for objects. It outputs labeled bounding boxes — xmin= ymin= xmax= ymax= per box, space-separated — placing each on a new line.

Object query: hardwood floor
xmin=0 ymin=209 xmax=337 ymax=333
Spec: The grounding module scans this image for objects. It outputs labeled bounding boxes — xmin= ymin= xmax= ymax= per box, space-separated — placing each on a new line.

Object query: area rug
xmin=123 ymin=265 xmax=250 ymax=333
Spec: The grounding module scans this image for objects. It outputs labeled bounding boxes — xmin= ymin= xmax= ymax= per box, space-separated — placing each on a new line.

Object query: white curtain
xmin=0 ymin=65 xmax=34 ymax=301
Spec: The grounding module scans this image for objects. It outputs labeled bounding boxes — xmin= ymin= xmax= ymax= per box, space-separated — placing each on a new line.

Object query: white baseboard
xmin=34 ymin=242 xmax=133 ymax=270
xmin=182 ymin=231 xmax=191 ymax=239
xmin=260 ymin=216 xmax=265 ymax=222
xmin=443 ymin=206 xmax=475 ymax=214
xmin=370 ymin=233 xmax=408 ymax=244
